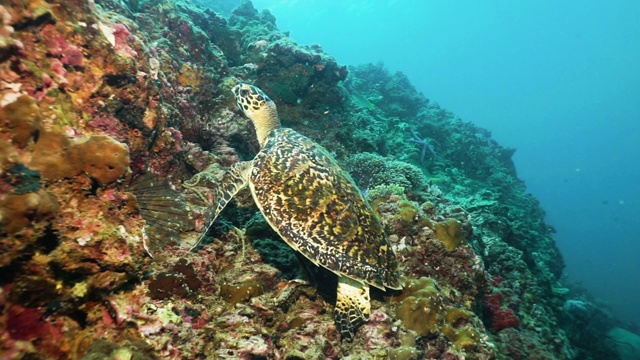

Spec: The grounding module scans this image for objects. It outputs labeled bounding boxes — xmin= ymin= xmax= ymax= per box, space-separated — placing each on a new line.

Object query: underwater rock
xmin=148 ymin=258 xmax=202 ymax=300
xmin=483 ymin=291 xmax=521 ymax=332
xmin=41 ymin=24 xmax=84 ymax=66
xmin=4 ymin=163 xmax=41 ymax=194
xmin=607 ymin=327 xmax=640 ymax=360
xmin=0 ymin=5 xmax=22 ymax=63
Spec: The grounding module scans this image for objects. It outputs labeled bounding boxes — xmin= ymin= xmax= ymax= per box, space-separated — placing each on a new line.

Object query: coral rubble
xmin=0 ymin=0 xmax=631 ymax=359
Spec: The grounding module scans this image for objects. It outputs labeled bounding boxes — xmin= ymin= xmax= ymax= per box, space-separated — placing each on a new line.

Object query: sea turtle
xmin=192 ymin=83 xmax=401 ymax=340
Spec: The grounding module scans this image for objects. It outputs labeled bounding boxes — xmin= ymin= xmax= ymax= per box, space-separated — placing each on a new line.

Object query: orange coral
xmin=29 ymin=130 xmax=80 ymax=180
xmin=0 ymin=95 xmax=42 ymax=147
xmin=70 ymin=135 xmax=130 ymax=185
xmin=0 ymin=189 xmax=59 ymax=234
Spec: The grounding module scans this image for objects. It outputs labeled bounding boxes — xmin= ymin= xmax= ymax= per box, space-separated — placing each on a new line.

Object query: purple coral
xmin=42 ymin=24 xmax=84 ymax=66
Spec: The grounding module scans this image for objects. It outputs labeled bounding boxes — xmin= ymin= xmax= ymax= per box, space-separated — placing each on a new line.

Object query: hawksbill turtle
xmin=192 ymin=83 xmax=401 ymax=341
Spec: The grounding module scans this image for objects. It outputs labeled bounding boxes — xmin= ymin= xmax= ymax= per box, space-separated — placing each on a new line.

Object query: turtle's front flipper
xmin=190 ymin=161 xmax=253 ymax=250
xmin=334 ymin=276 xmax=371 ymax=342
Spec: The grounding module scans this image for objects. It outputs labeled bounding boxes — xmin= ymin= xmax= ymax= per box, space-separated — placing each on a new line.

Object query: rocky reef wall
xmin=0 ymin=0 xmax=598 ymax=358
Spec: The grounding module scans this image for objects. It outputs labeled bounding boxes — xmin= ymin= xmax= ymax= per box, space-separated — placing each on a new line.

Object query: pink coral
xmin=88 ymin=115 xmax=129 ymax=141
xmin=483 ymin=292 xmax=520 ymax=332
xmin=41 ymin=25 xmax=84 ymax=66
xmin=112 ymin=23 xmax=138 ymax=58
xmin=49 ymin=59 xmax=67 ymax=82
xmin=492 ymin=308 xmax=520 ymax=331
xmin=60 ymin=44 xmax=83 ymax=66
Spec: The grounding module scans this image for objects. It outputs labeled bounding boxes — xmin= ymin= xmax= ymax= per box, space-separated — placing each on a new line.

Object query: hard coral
xmin=0 ymin=140 xmax=18 ymax=170
xmin=391 ymin=277 xmax=487 ymax=355
xmin=71 ymin=135 xmax=130 ymax=185
xmin=369 ymin=191 xmax=432 ymax=236
xmin=28 ymin=130 xmax=80 ymax=180
xmin=219 ymin=280 xmax=265 ymax=305
xmin=28 ymin=131 xmax=129 ymax=185
xmin=0 ymin=189 xmax=58 ymax=234
xmin=393 ymin=277 xmax=444 ymax=337
xmin=346 ymin=152 xmax=426 ymax=192
xmin=434 ymin=219 xmax=467 ymax=252
xmin=0 ymin=95 xmax=42 ymax=147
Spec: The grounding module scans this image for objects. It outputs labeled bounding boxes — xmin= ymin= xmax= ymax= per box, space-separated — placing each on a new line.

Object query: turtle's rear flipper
xmin=190 ymin=161 xmax=253 ymax=250
xmin=334 ymin=276 xmax=370 ymax=342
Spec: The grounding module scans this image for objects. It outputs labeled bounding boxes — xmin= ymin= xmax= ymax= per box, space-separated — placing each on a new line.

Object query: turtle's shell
xmin=249 ymin=128 xmax=400 ymax=290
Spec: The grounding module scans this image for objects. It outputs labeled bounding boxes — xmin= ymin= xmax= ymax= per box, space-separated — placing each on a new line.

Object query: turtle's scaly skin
xmin=194 ymin=83 xmax=401 ymax=341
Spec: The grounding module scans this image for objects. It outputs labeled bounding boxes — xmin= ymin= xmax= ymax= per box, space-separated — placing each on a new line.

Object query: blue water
xmin=248 ymin=0 xmax=640 ymax=326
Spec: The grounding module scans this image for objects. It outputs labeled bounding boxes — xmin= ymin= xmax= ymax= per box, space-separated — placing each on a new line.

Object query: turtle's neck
xmin=252 ymin=102 xmax=280 ymax=148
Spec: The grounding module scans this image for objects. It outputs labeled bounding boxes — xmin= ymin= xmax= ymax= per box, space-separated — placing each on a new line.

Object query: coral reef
xmin=0 ymin=0 xmax=631 ymax=358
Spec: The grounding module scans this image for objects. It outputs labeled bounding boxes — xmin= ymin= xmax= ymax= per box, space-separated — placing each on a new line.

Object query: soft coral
xmin=483 ymin=292 xmax=521 ymax=331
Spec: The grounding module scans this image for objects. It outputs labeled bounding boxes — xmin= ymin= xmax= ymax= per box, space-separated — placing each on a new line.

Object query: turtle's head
xmin=233 ymin=83 xmax=280 ymax=147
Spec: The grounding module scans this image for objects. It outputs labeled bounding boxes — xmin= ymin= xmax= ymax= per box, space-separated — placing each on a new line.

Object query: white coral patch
xmin=77 ymin=235 xmax=92 ymax=246
xmin=97 ymin=21 xmax=116 ymax=47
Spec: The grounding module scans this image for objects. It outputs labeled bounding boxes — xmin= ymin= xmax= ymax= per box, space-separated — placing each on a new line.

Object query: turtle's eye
xmin=240 ymin=89 xmax=249 ymax=97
